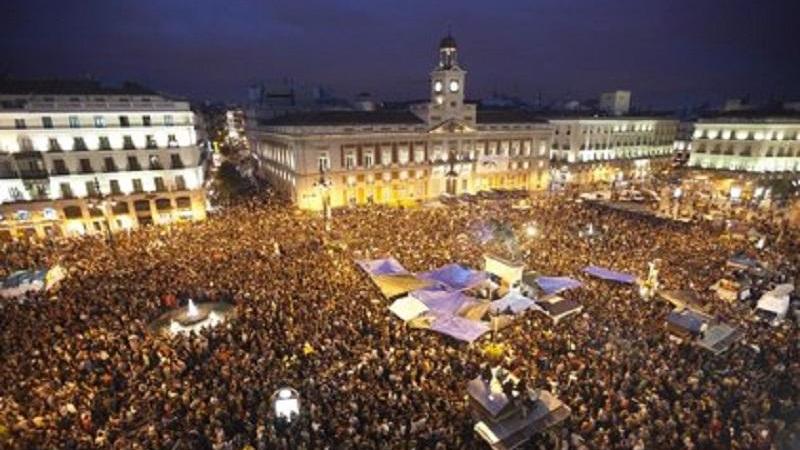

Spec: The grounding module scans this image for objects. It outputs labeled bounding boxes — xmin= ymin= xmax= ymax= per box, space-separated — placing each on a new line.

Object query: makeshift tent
xmin=538 ymin=296 xmax=582 ymax=323
xmin=697 ymin=323 xmax=743 ymax=355
xmin=388 ymin=296 xmax=429 ymax=322
xmin=0 ymin=269 xmax=48 ymax=299
xmin=489 ymin=291 xmax=542 ymax=315
xmin=371 ymin=274 xmax=432 ymax=299
xmin=755 ymin=284 xmax=792 ymax=323
xmin=535 ymin=276 xmax=582 ymax=295
xmin=710 ymin=278 xmax=750 ymax=303
xmin=458 ymin=300 xmax=492 ymax=321
xmin=419 ymin=264 xmax=488 ymax=291
xmin=45 ymin=264 xmax=66 ymax=290
xmin=430 ymin=315 xmax=490 ymax=342
xmin=726 ymin=254 xmax=759 ymax=270
xmin=658 ymin=290 xmax=708 ymax=312
xmin=484 ymin=254 xmax=524 ymax=286
xmin=583 ymin=265 xmax=637 ymax=284
xmin=666 ymin=309 xmax=709 ymax=339
xmin=356 ymin=257 xmax=408 ymax=276
xmin=411 ymin=288 xmax=472 ymax=315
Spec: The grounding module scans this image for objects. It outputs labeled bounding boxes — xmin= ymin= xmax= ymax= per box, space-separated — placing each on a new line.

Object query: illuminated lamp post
xmin=313 ymin=163 xmax=333 ymax=232
xmin=88 ymin=177 xmax=116 ymax=249
xmin=272 ymin=387 xmax=301 ymax=423
xmin=445 ymin=151 xmax=460 ymax=196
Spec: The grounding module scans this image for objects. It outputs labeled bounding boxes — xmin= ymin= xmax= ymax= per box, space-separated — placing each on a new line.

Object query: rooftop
xmin=476 ymin=109 xmax=548 ymax=124
xmin=0 ymin=79 xmax=158 ymax=97
xmin=699 ymin=108 xmax=800 ymax=123
xmin=258 ymin=110 xmax=425 ymax=127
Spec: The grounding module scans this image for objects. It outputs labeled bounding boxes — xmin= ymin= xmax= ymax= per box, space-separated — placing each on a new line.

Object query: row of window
xmin=13 ymin=114 xmax=180 ymax=130
xmin=694 ymin=128 xmax=800 ymax=141
xmin=48 ymin=154 xmax=185 ymax=175
xmin=57 ymin=196 xmax=194 ymax=220
xmin=554 ymin=124 xmax=665 ymax=135
xmin=694 ymin=143 xmax=800 ymax=157
xmin=18 ymin=134 xmax=180 ymax=152
xmin=58 ymin=175 xmax=188 ymax=199
xmin=553 ymin=141 xmax=671 ymax=150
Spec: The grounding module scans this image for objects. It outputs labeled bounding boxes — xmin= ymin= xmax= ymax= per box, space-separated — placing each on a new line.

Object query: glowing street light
xmin=525 ymin=223 xmax=538 ymax=238
xmin=730 ymin=185 xmax=742 ymax=201
xmin=272 ymin=387 xmax=300 ymax=422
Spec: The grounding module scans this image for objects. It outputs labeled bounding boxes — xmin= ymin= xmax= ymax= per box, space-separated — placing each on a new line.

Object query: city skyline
xmin=2 ymin=0 xmax=799 ymax=109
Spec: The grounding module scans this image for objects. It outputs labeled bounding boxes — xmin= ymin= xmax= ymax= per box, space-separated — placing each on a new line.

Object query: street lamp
xmin=88 ymin=177 xmax=116 ymax=249
xmin=313 ymin=163 xmax=333 ymax=231
xmin=272 ymin=387 xmax=300 ymax=423
xmin=525 ymin=223 xmax=538 ymax=238
xmin=445 ymin=151 xmax=462 ymax=196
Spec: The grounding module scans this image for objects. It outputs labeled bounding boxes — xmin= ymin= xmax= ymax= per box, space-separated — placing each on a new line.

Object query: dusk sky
xmin=3 ymin=0 xmax=798 ymax=109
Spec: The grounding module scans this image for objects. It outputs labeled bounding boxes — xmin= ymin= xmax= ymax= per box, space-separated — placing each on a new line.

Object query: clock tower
xmin=410 ymin=34 xmax=476 ymax=128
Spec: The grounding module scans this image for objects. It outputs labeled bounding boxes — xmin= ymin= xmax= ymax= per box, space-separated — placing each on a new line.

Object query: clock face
xmin=449 ymin=80 xmax=460 ymax=93
xmin=433 ymin=80 xmax=443 ymax=93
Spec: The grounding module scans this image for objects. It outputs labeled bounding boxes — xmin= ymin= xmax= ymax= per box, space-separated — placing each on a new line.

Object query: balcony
xmin=18 ymin=169 xmax=49 ymax=179
xmin=50 ymin=168 xmax=71 ymax=176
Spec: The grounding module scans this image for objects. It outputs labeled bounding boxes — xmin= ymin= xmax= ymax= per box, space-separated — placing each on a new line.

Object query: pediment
xmin=429 ymin=119 xmax=476 ymax=134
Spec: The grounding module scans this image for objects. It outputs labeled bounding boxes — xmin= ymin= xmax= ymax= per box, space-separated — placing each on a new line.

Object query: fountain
xmin=148 ymin=298 xmax=234 ymax=336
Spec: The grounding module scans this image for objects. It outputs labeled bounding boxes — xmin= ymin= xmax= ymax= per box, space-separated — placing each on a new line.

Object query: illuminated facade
xmin=548 ymin=116 xmax=678 ymax=184
xmin=687 ymin=117 xmax=800 ymax=172
xmin=248 ymin=36 xmax=552 ymax=210
xmin=0 ymin=80 xmax=207 ymax=241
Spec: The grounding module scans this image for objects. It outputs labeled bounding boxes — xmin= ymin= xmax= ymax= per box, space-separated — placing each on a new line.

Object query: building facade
xmin=548 ymin=116 xmax=678 ymax=184
xmin=248 ymin=36 xmax=552 ymax=211
xmin=687 ymin=116 xmax=800 ymax=173
xmin=0 ymin=80 xmax=207 ymax=241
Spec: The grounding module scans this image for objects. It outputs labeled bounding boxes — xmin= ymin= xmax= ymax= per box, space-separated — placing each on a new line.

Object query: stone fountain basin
xmin=148 ymin=302 xmax=234 ymax=335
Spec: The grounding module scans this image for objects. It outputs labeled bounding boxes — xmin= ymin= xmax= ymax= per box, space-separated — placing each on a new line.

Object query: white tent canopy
xmin=389 ymin=296 xmax=430 ymax=322
xmin=756 ymin=284 xmax=792 ymax=321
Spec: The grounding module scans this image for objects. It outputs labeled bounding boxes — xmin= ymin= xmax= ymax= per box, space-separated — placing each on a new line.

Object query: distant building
xmin=722 ymin=98 xmax=753 ymax=113
xmin=0 ymin=79 xmax=207 ymax=241
xmin=352 ymin=93 xmax=378 ymax=112
xmin=247 ymin=35 xmax=552 ymax=210
xmin=687 ymin=111 xmax=800 ymax=173
xmin=547 ymin=115 xmax=678 ymax=184
xmin=599 ymin=90 xmax=631 ymax=116
xmin=246 ymin=79 xmax=352 ymax=121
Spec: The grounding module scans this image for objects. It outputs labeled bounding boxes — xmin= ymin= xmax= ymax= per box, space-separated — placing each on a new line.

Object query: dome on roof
xmin=439 ymin=34 xmax=457 ymax=49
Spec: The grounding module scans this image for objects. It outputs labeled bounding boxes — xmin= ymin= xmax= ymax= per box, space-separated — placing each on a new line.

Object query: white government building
xmin=687 ymin=115 xmax=800 ymax=173
xmin=548 ymin=116 xmax=678 ymax=184
xmin=0 ymin=80 xmax=207 ymax=241
xmin=248 ymin=35 xmax=554 ymax=210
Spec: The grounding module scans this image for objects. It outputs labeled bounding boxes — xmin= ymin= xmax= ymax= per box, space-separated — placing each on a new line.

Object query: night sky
xmin=2 ymin=0 xmax=799 ymax=109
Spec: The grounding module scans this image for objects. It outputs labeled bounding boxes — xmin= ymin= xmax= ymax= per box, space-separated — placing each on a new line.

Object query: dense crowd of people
xmin=0 ymin=188 xmax=797 ymax=449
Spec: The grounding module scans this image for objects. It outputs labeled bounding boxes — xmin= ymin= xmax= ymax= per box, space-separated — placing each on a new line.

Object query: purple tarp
xmin=489 ymin=291 xmax=542 ymax=315
xmin=667 ymin=310 xmax=708 ymax=333
xmin=419 ymin=263 xmax=488 ymax=291
xmin=430 ymin=315 xmax=490 ymax=342
xmin=536 ymin=276 xmax=583 ymax=295
xmin=583 ymin=265 xmax=637 ymax=284
xmin=411 ymin=288 xmax=472 ymax=315
xmin=356 ymin=258 xmax=408 ymax=276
